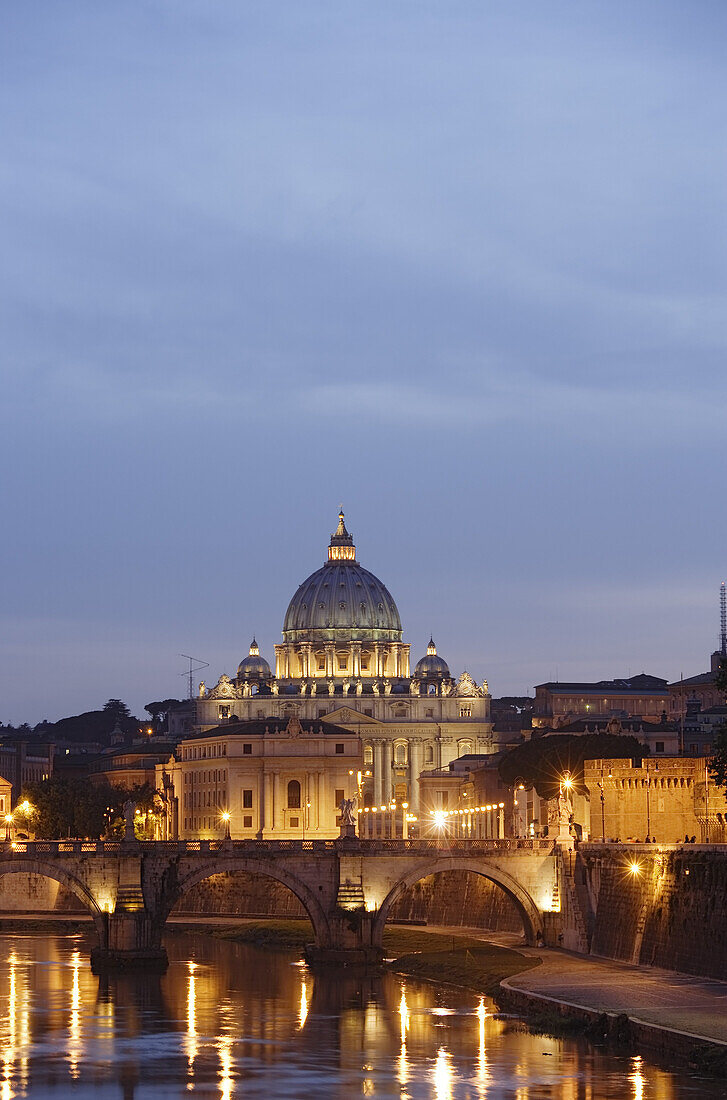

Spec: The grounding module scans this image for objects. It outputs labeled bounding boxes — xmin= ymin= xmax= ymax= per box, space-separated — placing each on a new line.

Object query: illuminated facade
xmin=195 ymin=512 xmax=493 ymax=812
xmin=155 ymin=716 xmax=361 ymax=840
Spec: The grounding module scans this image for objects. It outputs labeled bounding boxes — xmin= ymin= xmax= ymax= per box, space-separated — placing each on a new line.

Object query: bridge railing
xmin=3 ymin=837 xmax=554 ymax=857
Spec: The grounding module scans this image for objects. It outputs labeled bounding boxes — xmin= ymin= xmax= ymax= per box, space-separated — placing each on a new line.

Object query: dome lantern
xmin=328 ymin=509 xmax=356 ymax=563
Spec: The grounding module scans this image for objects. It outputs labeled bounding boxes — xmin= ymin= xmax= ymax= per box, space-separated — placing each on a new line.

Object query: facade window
xmin=243 ymin=815 xmax=253 ymax=828
xmin=439 ymin=791 xmax=449 ymax=809
xmin=338 ymin=657 xmax=348 ymax=671
xmin=243 ymin=789 xmax=253 ymax=808
xmin=425 ymin=709 xmax=433 ymax=718
xmin=427 ymin=684 xmax=436 ymax=695
xmin=287 ymin=780 xmax=301 ymax=808
xmin=317 ymin=657 xmax=326 ymax=671
xmin=425 ymin=744 xmax=434 ymax=764
xmin=361 ymin=656 xmax=369 ymax=671
xmin=655 ymin=741 xmax=664 ymax=753
xmin=318 ymin=708 xmax=327 ymax=718
xmin=243 ymin=744 xmax=252 ymax=755
xmin=459 ymin=707 xmax=472 ymax=718
xmin=459 ymin=741 xmax=473 ymax=755
xmin=257 ymin=709 xmax=264 ymax=718
xmin=334 ymin=788 xmax=344 ymax=808
xmin=335 ymin=743 xmax=345 ymax=754
xmin=289 ymin=817 xmax=299 ymax=828
xmin=394 ymin=743 xmax=407 ymax=764
xmin=218 ymin=705 xmax=230 ymax=720
xmin=364 ymin=745 xmax=373 ymax=765
xmin=364 ymin=708 xmax=373 ymax=717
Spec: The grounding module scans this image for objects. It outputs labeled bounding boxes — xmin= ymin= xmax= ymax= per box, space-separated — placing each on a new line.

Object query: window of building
xmin=394 ymin=743 xmax=407 ymax=765
xmin=287 ymin=780 xmax=301 ymax=809
xmin=427 ymin=684 xmax=436 ymax=695
xmin=243 ymin=815 xmax=253 ymax=828
xmin=257 ymin=709 xmax=264 ymax=719
xmin=364 ymin=708 xmax=373 ymax=717
xmin=655 ymin=741 xmax=664 ymax=753
xmin=425 ymin=744 xmax=434 ymax=764
xmin=439 ymin=791 xmax=449 ymax=809
xmin=318 ymin=708 xmax=327 ymax=718
xmin=289 ymin=817 xmax=299 ymax=828
xmin=335 ymin=743 xmax=344 ymax=754
xmin=459 ymin=707 xmax=472 ymax=718
xmin=338 ymin=656 xmax=348 ymax=671
xmin=334 ymin=788 xmax=344 ymax=808
xmin=317 ymin=656 xmax=326 ymax=671
xmin=459 ymin=740 xmax=473 ymax=755
xmin=243 ymin=744 xmax=252 ymax=755
xmin=218 ymin=705 xmax=230 ymax=720
xmin=425 ymin=709 xmax=433 ymax=718
xmin=364 ymin=745 xmax=373 ymax=765
xmin=361 ymin=655 xmax=370 ymax=671
xmin=243 ymin=789 xmax=253 ymax=808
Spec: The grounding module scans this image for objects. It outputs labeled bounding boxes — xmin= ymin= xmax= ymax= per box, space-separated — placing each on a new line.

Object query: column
xmin=373 ymin=742 xmax=383 ymax=806
xmin=317 ymin=771 xmax=325 ymax=830
xmin=382 ymin=741 xmax=392 ymax=804
xmin=409 ymin=741 xmax=421 ymax=813
xmin=351 ymin=642 xmax=361 ymax=678
xmin=272 ymin=771 xmax=281 ymax=833
xmin=263 ymin=772 xmax=273 ymax=835
xmin=373 ymin=643 xmax=381 ymax=678
xmin=325 ymin=645 xmax=335 ymax=678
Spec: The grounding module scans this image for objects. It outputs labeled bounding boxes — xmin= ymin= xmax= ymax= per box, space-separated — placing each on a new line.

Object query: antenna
xmin=721 ymin=582 xmax=727 ymax=657
xmin=179 ymin=654 xmax=209 ymax=700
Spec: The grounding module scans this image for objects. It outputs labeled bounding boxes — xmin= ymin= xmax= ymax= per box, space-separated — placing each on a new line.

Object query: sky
xmin=2 ymin=2 xmax=727 ymax=725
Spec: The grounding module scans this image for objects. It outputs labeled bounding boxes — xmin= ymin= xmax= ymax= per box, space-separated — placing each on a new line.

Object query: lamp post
xmin=221 ymin=811 xmax=231 ymax=840
xmin=4 ymin=814 xmax=13 ymax=842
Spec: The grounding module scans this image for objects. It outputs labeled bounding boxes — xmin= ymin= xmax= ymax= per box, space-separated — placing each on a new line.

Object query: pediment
xmin=325 ymin=706 xmax=384 ymax=726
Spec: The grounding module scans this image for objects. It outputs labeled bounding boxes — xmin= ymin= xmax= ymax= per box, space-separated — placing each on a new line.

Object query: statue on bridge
xmin=122 ymin=800 xmax=137 ymax=842
xmin=338 ymin=797 xmax=357 ymax=826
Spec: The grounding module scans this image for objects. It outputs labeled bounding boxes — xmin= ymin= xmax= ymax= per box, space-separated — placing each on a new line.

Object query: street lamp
xmin=4 ymin=814 xmax=13 ymax=842
xmin=221 ymin=811 xmax=231 ymax=840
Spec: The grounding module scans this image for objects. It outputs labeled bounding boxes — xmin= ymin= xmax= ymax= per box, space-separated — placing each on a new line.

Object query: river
xmin=0 ymin=930 xmax=721 ymax=1098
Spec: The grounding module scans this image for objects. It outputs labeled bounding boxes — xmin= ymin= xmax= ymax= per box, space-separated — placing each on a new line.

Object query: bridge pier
xmin=90 ymin=912 xmax=168 ymax=973
xmin=304 ymin=909 xmax=383 ymax=968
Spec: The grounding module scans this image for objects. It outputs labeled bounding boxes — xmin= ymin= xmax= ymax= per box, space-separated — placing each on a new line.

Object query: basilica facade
xmin=196 ymin=512 xmax=493 ymax=812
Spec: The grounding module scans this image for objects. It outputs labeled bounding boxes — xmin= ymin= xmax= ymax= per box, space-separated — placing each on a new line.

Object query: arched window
xmin=287 ymin=780 xmax=301 ymax=808
xmin=250 ymin=683 xmax=258 ymax=696
xmin=425 ymin=744 xmax=434 ymax=764
xmin=459 ymin=740 xmax=473 ymax=756
xmin=394 ymin=743 xmax=408 ymax=765
xmin=364 ymin=744 xmax=373 ymax=766
xmin=427 ymin=683 xmax=437 ymax=695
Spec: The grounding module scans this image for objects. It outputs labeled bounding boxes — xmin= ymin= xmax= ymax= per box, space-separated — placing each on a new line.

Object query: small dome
xmin=237 ymin=638 xmax=272 ymax=680
xmin=414 ymin=637 xmax=450 ymax=679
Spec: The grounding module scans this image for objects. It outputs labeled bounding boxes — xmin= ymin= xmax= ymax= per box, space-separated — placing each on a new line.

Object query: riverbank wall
xmin=578 ymin=846 xmax=727 ymax=980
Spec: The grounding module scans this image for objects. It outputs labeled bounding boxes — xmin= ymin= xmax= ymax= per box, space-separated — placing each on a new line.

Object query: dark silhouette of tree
xmin=498 ymin=732 xmax=648 ymax=800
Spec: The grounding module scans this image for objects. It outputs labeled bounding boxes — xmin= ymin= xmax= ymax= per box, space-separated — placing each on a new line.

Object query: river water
xmin=0 ymin=930 xmax=721 ymax=1099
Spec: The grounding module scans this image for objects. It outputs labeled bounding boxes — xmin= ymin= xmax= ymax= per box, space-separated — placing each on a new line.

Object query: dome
xmin=282 ymin=512 xmax=402 ymax=643
xmin=414 ymin=638 xmax=450 ymax=679
xmin=237 ymin=638 xmax=272 ymax=680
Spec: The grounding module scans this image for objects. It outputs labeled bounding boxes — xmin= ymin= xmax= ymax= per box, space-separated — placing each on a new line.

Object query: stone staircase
xmin=336 ymin=878 xmax=365 ymax=910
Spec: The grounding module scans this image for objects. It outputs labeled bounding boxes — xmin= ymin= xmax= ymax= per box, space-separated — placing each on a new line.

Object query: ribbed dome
xmin=414 ymin=638 xmax=450 ymax=679
xmin=282 ymin=512 xmax=402 ymax=643
xmin=237 ymin=638 xmax=272 ymax=680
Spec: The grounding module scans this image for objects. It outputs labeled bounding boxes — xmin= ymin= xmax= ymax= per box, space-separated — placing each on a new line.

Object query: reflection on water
xmin=0 ymin=930 xmax=720 ymax=1098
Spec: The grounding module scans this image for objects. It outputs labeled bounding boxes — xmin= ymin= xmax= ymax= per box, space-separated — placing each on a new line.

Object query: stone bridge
xmin=0 ymin=837 xmax=562 ymax=968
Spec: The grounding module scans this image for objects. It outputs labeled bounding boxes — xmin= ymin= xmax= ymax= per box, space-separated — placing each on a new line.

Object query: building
xmin=533 ymin=674 xmax=669 ymax=728
xmin=583 ymin=756 xmax=727 ymax=844
xmin=668 ymin=652 xmax=726 ymax=721
xmin=88 ymin=738 xmax=178 ymax=790
xmin=682 ymin=699 xmax=727 ymax=757
xmin=195 ymin=512 xmax=493 ymax=812
xmin=155 ymin=715 xmax=361 ymax=840
xmin=532 ymin=714 xmax=681 ymax=756
xmin=0 ymin=741 xmax=54 ymax=801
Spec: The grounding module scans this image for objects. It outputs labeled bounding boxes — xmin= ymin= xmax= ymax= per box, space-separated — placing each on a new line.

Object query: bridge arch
xmin=0 ymin=858 xmax=107 ymax=941
xmin=167 ymin=858 xmax=332 ymax=947
xmin=372 ymin=857 xmax=544 ymax=947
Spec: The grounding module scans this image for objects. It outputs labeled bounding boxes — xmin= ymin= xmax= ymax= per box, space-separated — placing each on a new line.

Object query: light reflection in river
xmin=0 ymin=931 xmax=718 ymax=1098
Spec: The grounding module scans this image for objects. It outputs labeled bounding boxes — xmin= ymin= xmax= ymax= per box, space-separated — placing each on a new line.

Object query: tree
xmin=144 ymin=699 xmax=183 ymax=733
xmin=103 ymin=699 xmax=131 ymax=723
xmin=498 ymin=732 xmax=648 ymax=800
xmin=708 ymin=658 xmax=727 ymax=794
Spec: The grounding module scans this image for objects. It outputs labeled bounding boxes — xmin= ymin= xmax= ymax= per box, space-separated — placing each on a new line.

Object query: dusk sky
xmin=2 ymin=3 xmax=727 ymax=725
